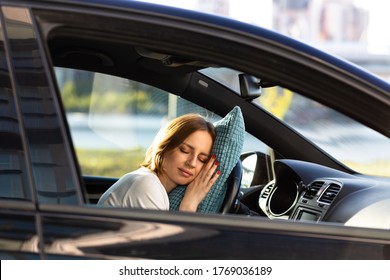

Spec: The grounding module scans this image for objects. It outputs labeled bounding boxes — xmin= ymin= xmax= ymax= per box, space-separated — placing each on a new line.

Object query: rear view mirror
xmin=239 ymin=73 xmax=276 ymax=101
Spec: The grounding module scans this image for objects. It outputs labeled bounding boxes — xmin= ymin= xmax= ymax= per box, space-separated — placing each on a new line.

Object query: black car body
xmin=0 ymin=0 xmax=389 ymax=259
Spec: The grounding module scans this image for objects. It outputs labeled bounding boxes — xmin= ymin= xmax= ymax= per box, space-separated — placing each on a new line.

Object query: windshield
xmin=200 ymin=68 xmax=390 ymax=177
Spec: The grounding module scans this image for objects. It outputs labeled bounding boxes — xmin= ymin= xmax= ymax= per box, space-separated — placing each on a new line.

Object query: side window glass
xmin=0 ymin=11 xmax=31 ymax=200
xmin=56 ymin=67 xmax=272 ymax=187
xmin=56 ymin=68 xmax=217 ymax=178
xmin=2 ymin=7 xmax=80 ymax=204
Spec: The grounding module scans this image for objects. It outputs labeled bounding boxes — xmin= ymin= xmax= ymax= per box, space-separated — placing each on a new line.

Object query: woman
xmin=97 ymin=114 xmax=220 ymax=212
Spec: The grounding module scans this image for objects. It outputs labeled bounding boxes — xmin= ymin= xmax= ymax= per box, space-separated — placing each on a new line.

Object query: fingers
xmin=199 ymin=154 xmax=220 ymax=182
xmin=207 ymin=168 xmax=220 ymax=187
xmin=196 ymin=154 xmax=221 ymax=192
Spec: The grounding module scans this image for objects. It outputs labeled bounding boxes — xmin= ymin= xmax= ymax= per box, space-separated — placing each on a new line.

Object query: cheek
xmin=168 ymin=150 xmax=186 ymax=166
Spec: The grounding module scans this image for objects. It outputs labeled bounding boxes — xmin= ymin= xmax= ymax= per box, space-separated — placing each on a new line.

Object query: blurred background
xmin=56 ymin=0 xmax=390 ymax=178
xmin=138 ymin=0 xmax=390 ymax=81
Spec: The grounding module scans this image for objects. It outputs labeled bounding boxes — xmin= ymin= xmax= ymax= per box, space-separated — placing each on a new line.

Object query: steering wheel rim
xmin=220 ymin=161 xmax=243 ymax=214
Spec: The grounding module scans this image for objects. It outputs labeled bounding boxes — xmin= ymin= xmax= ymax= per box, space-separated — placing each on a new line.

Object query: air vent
xmin=261 ymin=184 xmax=274 ymax=199
xmin=319 ymin=183 xmax=341 ymax=204
xmin=303 ymin=181 xmax=323 ymax=199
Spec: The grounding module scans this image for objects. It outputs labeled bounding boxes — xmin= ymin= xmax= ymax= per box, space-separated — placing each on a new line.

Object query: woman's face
xmin=159 ymin=130 xmax=214 ymax=190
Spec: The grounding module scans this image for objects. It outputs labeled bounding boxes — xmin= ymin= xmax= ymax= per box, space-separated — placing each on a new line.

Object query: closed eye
xmin=179 ymin=147 xmax=190 ymax=154
xmin=198 ymin=156 xmax=208 ymax=163
xmin=180 ymin=143 xmax=210 ymax=163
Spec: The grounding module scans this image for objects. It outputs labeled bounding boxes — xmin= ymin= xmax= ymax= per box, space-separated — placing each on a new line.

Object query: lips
xmin=178 ymin=168 xmax=193 ymax=178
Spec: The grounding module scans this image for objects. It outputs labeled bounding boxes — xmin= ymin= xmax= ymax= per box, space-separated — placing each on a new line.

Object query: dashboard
xmin=256 ymin=160 xmax=390 ymax=229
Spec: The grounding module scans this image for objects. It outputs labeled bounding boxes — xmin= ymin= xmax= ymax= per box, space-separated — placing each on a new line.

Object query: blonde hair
xmin=142 ymin=114 xmax=215 ymax=174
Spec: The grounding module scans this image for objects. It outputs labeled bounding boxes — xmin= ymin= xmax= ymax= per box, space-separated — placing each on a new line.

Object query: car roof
xmin=4 ymin=0 xmax=390 ymax=136
xmin=21 ymin=0 xmax=389 ymax=92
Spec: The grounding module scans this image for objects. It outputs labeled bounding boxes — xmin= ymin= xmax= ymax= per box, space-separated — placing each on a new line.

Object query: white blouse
xmin=97 ymin=167 xmax=169 ymax=210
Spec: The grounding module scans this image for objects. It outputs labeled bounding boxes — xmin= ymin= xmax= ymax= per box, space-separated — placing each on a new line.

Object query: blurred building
xmin=272 ymin=0 xmax=390 ymax=80
xmin=195 ymin=0 xmax=390 ymax=81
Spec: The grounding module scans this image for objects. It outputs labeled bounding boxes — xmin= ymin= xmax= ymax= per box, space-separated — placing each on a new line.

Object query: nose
xmin=185 ymin=154 xmax=197 ymax=168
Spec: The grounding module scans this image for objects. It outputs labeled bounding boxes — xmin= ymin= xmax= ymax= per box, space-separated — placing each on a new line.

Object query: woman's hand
xmin=179 ymin=155 xmax=220 ymax=212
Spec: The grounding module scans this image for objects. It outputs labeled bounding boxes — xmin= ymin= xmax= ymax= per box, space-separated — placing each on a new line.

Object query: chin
xmin=176 ymin=178 xmax=193 ymax=186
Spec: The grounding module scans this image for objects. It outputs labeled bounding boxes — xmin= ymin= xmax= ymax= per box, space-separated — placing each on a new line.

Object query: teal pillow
xmin=169 ymin=106 xmax=245 ymax=213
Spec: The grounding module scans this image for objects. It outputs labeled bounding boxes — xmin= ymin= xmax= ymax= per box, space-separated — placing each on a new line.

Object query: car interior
xmin=3 ymin=0 xmax=390 ymax=262
xmin=30 ymin=7 xmax=390 ymax=230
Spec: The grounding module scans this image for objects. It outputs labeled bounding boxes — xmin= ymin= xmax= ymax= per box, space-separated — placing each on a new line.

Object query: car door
xmin=0 ymin=4 xmax=83 ymax=258
xmin=2 ymin=1 xmax=389 ymax=260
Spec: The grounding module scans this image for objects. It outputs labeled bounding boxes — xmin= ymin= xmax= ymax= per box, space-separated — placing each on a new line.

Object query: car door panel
xmin=0 ymin=204 xmax=41 ymax=259
xmin=39 ymin=206 xmax=390 ymax=259
xmin=1 ymin=1 xmax=389 ymax=260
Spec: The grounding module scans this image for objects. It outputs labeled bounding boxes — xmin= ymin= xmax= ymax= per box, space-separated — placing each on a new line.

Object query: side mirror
xmin=240 ymin=151 xmax=273 ymax=188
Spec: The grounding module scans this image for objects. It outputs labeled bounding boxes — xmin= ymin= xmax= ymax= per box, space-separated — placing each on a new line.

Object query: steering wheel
xmin=220 ymin=161 xmax=243 ymax=214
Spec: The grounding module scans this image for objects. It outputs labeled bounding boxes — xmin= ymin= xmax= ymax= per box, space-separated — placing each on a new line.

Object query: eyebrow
xmin=181 ymin=143 xmax=211 ymax=158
